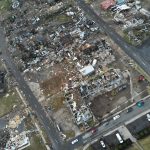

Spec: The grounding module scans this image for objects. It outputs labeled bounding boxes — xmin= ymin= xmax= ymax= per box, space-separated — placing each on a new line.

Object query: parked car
xmin=113 ymin=115 xmax=120 ymax=120
xmin=146 ymin=113 xmax=150 ymax=121
xmin=116 ymin=133 xmax=123 ymax=143
xmin=102 ymin=122 xmax=109 ymax=127
xmin=126 ymin=107 xmax=133 ymax=113
xmin=91 ymin=128 xmax=97 ymax=134
xmin=71 ymin=139 xmax=78 ymax=145
xmin=100 ymin=140 xmax=106 ymax=148
xmin=136 ymin=100 xmax=144 ymax=108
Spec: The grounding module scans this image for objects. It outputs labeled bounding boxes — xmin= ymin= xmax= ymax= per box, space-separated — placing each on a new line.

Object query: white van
xmin=116 ymin=133 xmax=123 ymax=143
xmin=71 ymin=139 xmax=78 ymax=145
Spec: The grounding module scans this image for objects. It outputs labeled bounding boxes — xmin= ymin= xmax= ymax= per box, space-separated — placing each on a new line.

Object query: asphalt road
xmin=136 ymin=38 xmax=150 ymax=66
xmin=65 ymin=1 xmax=150 ymax=149
xmin=66 ymin=97 xmax=150 ymax=149
xmin=76 ymin=0 xmax=150 ymax=75
xmin=89 ymin=111 xmax=150 ymax=149
xmin=0 ymin=28 xmax=63 ymax=150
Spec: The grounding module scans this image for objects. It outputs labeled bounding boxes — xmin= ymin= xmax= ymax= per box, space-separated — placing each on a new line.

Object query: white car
xmin=71 ymin=139 xmax=78 ymax=145
xmin=113 ymin=115 xmax=120 ymax=120
xmin=146 ymin=113 xmax=150 ymax=121
xmin=100 ymin=140 xmax=106 ymax=148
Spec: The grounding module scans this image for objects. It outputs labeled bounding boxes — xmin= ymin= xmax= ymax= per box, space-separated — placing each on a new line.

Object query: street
xmin=0 ymin=1 xmax=150 ymax=149
xmin=66 ymin=97 xmax=150 ymax=149
xmin=0 ymin=28 xmax=63 ymax=150
xmin=76 ymin=0 xmax=150 ymax=76
xmin=64 ymin=1 xmax=150 ymax=148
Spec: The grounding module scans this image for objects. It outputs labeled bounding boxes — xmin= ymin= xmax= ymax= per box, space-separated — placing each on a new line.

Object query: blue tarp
xmin=117 ymin=0 xmax=125 ymax=5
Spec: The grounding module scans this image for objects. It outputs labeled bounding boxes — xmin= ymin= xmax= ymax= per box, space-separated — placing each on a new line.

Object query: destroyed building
xmin=2 ymin=0 xmax=131 ymax=130
xmin=64 ymin=86 xmax=93 ymax=126
xmin=5 ymin=131 xmax=30 ymax=150
xmin=0 ymin=71 xmax=6 ymax=94
xmin=79 ymin=69 xmax=127 ymax=99
xmin=0 ymin=129 xmax=10 ymax=149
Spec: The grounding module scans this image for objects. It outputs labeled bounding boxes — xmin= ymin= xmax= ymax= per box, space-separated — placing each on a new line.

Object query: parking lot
xmin=90 ymin=108 xmax=150 ymax=150
xmin=126 ymin=112 xmax=150 ymax=135
xmin=91 ymin=138 xmax=110 ymax=150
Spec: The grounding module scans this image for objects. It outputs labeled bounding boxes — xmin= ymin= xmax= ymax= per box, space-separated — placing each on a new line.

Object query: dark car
xmin=126 ymin=107 xmax=133 ymax=113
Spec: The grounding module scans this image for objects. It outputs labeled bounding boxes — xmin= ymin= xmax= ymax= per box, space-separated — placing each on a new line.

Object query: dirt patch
xmin=40 ymin=64 xmax=68 ymax=96
xmin=53 ymin=106 xmax=80 ymax=137
xmin=40 ymin=74 xmax=64 ymax=96
xmin=64 ymin=130 xmax=75 ymax=139
xmin=48 ymin=94 xmax=65 ymax=112
xmin=90 ymin=84 xmax=131 ymax=119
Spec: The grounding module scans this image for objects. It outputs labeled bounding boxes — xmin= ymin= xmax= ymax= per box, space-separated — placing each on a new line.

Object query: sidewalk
xmin=16 ymin=87 xmax=51 ymax=150
xmin=125 ymin=109 xmax=150 ymax=125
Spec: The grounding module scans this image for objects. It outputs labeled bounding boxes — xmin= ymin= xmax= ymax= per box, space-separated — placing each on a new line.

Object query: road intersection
xmin=0 ymin=1 xmax=150 ymax=149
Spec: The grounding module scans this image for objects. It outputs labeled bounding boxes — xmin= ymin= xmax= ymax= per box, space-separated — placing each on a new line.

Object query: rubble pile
xmin=79 ymin=69 xmax=127 ymax=99
xmin=3 ymin=0 xmax=129 ymax=126
xmin=0 ymin=129 xmax=10 ymax=149
xmin=5 ymin=131 xmax=30 ymax=150
xmin=100 ymin=0 xmax=150 ymax=45
xmin=64 ymin=83 xmax=93 ymax=126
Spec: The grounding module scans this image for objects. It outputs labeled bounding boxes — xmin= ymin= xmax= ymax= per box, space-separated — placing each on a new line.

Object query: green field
xmin=127 ymin=144 xmax=139 ymax=150
xmin=127 ymin=136 xmax=150 ymax=150
xmin=139 ymin=136 xmax=150 ymax=150
xmin=0 ymin=90 xmax=21 ymax=117
xmin=24 ymin=134 xmax=46 ymax=150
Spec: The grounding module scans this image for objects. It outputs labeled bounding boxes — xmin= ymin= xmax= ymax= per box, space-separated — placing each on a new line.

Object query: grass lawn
xmin=85 ymin=0 xmax=93 ymax=4
xmin=127 ymin=136 xmax=150 ymax=150
xmin=139 ymin=136 xmax=150 ymax=150
xmin=24 ymin=115 xmax=35 ymax=130
xmin=55 ymin=14 xmax=72 ymax=24
xmin=24 ymin=134 xmax=46 ymax=150
xmin=64 ymin=130 xmax=75 ymax=139
xmin=0 ymin=90 xmax=21 ymax=117
xmin=135 ymin=64 xmax=150 ymax=82
xmin=0 ymin=0 xmax=11 ymax=12
xmin=127 ymin=144 xmax=139 ymax=150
